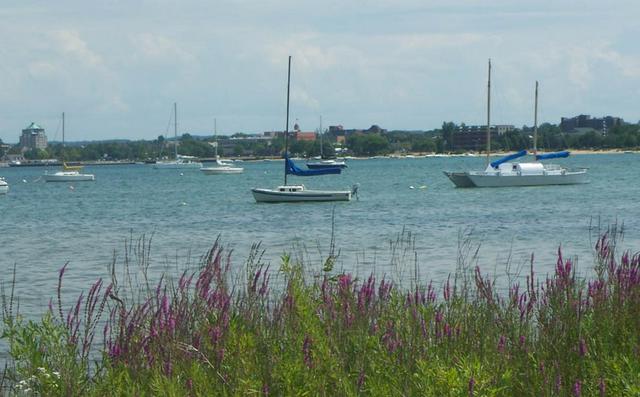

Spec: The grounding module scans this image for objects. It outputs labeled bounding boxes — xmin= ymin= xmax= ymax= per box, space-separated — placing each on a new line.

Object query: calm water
xmin=1 ymin=154 xmax=638 ymax=318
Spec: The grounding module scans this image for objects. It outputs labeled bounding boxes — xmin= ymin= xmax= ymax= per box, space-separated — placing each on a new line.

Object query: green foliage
xmin=347 ymin=133 xmax=390 ymax=156
xmin=2 ymin=231 xmax=640 ymax=395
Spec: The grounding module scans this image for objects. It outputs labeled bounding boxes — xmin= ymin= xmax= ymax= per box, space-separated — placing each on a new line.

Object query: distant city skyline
xmin=1 ymin=0 xmax=639 ymax=143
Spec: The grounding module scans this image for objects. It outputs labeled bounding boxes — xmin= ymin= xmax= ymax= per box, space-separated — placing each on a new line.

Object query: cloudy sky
xmin=1 ymin=0 xmax=638 ymax=142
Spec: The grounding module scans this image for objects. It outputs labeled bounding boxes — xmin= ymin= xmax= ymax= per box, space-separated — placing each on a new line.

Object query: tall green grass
xmin=2 ymin=230 xmax=639 ymax=396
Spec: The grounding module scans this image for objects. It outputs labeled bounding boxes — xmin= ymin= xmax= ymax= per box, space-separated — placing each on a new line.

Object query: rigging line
xmin=165 ymin=105 xmax=174 ymax=137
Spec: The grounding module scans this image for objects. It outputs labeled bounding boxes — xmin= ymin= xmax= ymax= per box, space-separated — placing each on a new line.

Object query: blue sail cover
xmin=535 ymin=151 xmax=570 ymax=160
xmin=490 ymin=150 xmax=528 ymax=169
xmin=285 ymin=157 xmax=341 ymax=176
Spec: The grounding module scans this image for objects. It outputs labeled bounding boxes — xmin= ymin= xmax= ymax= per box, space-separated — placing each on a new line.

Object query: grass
xmin=1 ymin=229 xmax=639 ymax=396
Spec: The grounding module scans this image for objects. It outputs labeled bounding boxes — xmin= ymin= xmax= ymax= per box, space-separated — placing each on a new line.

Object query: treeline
xmin=5 ymin=122 xmax=640 ymax=161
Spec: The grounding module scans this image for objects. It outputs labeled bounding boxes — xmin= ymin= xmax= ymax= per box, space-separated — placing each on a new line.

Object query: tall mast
xmin=62 ymin=112 xmax=65 ymax=163
xmin=284 ymin=55 xmax=291 ymax=185
xmin=174 ymin=102 xmax=178 ymax=159
xmin=214 ymin=117 xmax=218 ymax=158
xmin=533 ymin=81 xmax=538 ymax=156
xmin=319 ymin=115 xmax=323 ymax=158
xmin=485 ymin=59 xmax=491 ymax=167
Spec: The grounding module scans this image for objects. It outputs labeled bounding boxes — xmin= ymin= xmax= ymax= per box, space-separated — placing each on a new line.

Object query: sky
xmin=1 ymin=0 xmax=639 ymax=142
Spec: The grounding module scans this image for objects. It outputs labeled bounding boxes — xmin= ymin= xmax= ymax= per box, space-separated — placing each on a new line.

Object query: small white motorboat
xmin=44 ymin=170 xmax=95 ymax=182
xmin=0 ymin=177 xmax=8 ymax=194
xmin=201 ymin=159 xmax=243 ymax=175
xmin=154 ymin=155 xmax=203 ymax=169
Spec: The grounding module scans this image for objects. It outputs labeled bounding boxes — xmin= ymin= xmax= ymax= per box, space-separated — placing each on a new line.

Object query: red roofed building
xmin=295 ymin=131 xmax=316 ymax=141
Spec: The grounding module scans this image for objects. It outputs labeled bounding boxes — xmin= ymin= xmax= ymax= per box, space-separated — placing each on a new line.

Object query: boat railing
xmin=542 ymin=164 xmax=563 ymax=171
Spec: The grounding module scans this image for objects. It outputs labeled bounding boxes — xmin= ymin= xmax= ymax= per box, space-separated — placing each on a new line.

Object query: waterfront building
xmin=448 ymin=125 xmax=513 ymax=152
xmin=560 ymin=115 xmax=623 ymax=133
xmin=19 ymin=122 xmax=48 ymax=150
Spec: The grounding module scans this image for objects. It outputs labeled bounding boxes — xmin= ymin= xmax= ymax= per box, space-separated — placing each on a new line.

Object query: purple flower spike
xmin=468 ymin=376 xmax=475 ymax=396
xmin=497 ymin=335 xmax=506 ymax=353
xmin=573 ymin=380 xmax=581 ymax=397
xmin=302 ymin=335 xmax=314 ymax=368
xmin=357 ymin=369 xmax=366 ymax=390
xmin=579 ymin=338 xmax=587 ymax=357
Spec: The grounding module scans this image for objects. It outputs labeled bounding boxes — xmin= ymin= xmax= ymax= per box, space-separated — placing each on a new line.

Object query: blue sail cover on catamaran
xmin=535 ymin=151 xmax=570 ymax=160
xmin=490 ymin=150 xmax=528 ymax=169
xmin=285 ymin=157 xmax=342 ymax=176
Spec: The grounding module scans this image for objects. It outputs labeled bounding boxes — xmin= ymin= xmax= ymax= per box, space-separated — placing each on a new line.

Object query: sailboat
xmin=0 ymin=177 xmax=8 ymax=194
xmin=443 ymin=61 xmax=588 ymax=187
xmin=44 ymin=112 xmax=95 ymax=182
xmin=200 ymin=118 xmax=244 ymax=175
xmin=306 ymin=116 xmax=347 ymax=169
xmin=154 ymin=103 xmax=203 ymax=169
xmin=251 ymin=56 xmax=355 ymax=203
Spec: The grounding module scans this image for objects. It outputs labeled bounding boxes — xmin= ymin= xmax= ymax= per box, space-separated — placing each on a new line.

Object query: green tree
xmin=346 ymin=134 xmax=389 ymax=156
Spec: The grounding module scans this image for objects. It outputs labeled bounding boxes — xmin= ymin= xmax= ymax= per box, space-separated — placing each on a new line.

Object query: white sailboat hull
xmin=0 ymin=179 xmax=8 ymax=194
xmin=251 ymin=187 xmax=351 ymax=203
xmin=44 ymin=171 xmax=95 ymax=182
xmin=306 ymin=159 xmax=347 ymax=169
xmin=201 ymin=166 xmax=244 ymax=175
xmin=445 ymin=168 xmax=588 ymax=187
xmin=468 ymin=170 xmax=588 ymax=187
xmin=153 ymin=161 xmax=202 ymax=169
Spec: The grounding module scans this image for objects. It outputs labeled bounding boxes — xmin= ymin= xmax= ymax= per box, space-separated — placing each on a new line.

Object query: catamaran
xmin=444 ymin=61 xmax=588 ymax=188
xmin=251 ymin=56 xmax=355 ymax=203
xmin=154 ymin=103 xmax=203 ymax=169
xmin=44 ymin=112 xmax=95 ymax=182
xmin=200 ymin=118 xmax=244 ymax=175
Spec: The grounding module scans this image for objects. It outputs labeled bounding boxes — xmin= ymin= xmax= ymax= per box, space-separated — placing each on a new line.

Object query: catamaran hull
xmin=201 ymin=167 xmax=244 ymax=175
xmin=251 ymin=188 xmax=351 ymax=203
xmin=446 ymin=170 xmax=588 ymax=187
xmin=443 ymin=171 xmax=476 ymax=187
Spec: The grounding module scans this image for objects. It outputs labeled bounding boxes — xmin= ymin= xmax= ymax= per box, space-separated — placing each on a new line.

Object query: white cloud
xmin=395 ymin=33 xmax=484 ymax=51
xmin=27 ymin=61 xmax=57 ymax=78
xmin=131 ymin=33 xmax=196 ymax=63
xmin=51 ymin=30 xmax=103 ymax=68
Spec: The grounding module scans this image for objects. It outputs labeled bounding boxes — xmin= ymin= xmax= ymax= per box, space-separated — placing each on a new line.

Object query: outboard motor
xmin=351 ymin=184 xmax=359 ymax=200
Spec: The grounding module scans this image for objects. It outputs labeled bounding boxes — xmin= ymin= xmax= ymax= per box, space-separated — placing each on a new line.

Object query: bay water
xmin=1 ymin=153 xmax=638 ymax=319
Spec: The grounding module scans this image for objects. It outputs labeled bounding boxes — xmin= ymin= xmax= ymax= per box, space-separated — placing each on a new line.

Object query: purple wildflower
xmin=579 ymin=338 xmax=587 ymax=357
xmin=302 ymin=335 xmax=314 ymax=368
xmin=573 ymin=380 xmax=582 ymax=397
xmin=497 ymin=335 xmax=506 ymax=353
xmin=357 ymin=369 xmax=366 ymax=390
xmin=468 ymin=376 xmax=475 ymax=396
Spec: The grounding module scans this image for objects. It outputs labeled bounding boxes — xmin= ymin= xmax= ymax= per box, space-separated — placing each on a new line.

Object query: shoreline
xmin=1 ymin=149 xmax=634 ymax=167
